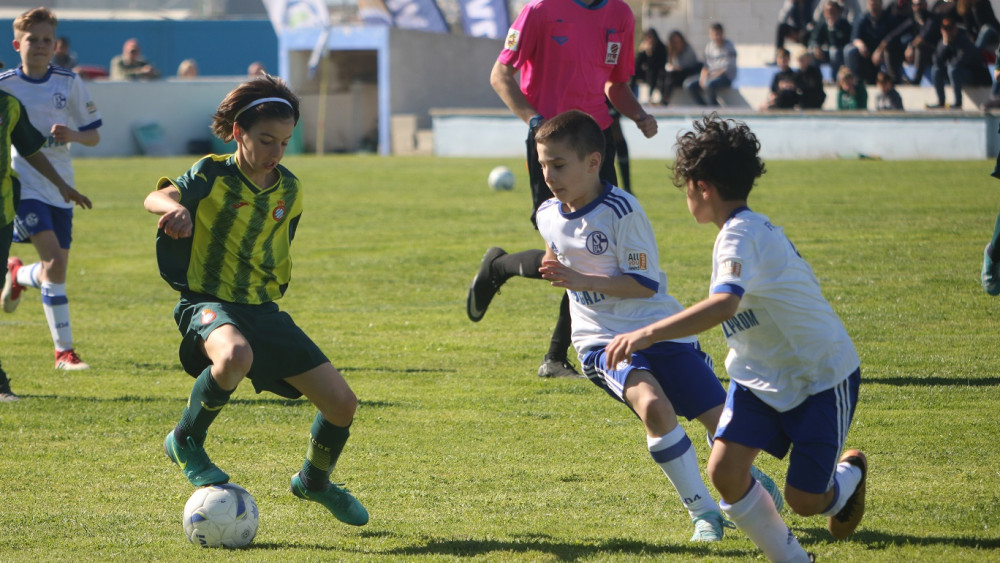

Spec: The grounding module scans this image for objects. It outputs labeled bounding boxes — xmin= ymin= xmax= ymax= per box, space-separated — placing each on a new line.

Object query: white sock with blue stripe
xmin=648 ymin=425 xmax=719 ymax=518
xmin=15 ymin=262 xmax=42 ymax=289
xmin=41 ymin=282 xmax=73 ymax=351
xmin=820 ymin=461 xmax=863 ymax=516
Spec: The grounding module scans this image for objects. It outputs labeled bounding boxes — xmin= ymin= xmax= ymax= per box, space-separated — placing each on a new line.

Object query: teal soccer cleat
xmin=290 ymin=473 xmax=369 ymax=526
xmin=750 ymin=465 xmax=784 ymax=513
xmin=163 ymin=431 xmax=229 ymax=487
xmin=690 ymin=510 xmax=730 ymax=542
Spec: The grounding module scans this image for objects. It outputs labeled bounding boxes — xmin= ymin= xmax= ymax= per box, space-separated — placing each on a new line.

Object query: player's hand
xmin=635 ymin=113 xmax=658 ymax=138
xmin=50 ymin=124 xmax=72 ymax=144
xmin=604 ymin=330 xmax=652 ymax=370
xmin=539 ymin=259 xmax=586 ymax=291
xmin=158 ymin=206 xmax=193 ymax=239
xmin=59 ymin=185 xmax=92 ymax=209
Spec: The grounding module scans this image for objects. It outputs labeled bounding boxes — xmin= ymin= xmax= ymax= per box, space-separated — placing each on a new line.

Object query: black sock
xmin=493 ymin=249 xmax=544 ymax=280
xmin=547 ymin=293 xmax=573 ymax=361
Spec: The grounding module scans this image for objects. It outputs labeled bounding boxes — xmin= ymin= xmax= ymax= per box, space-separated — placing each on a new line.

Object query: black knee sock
xmin=547 ymin=293 xmax=573 ymax=361
xmin=493 ymin=249 xmax=544 ymax=280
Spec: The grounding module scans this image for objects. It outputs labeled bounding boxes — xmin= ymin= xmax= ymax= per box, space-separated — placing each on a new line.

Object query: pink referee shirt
xmin=498 ymin=0 xmax=635 ymax=130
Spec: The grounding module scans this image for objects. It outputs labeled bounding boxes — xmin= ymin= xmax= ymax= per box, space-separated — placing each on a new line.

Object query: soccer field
xmin=0 ymin=155 xmax=997 ymax=562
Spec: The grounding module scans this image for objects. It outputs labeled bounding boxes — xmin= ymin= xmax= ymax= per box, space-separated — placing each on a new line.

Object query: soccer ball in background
xmin=488 ymin=166 xmax=515 ymax=191
xmin=182 ymin=483 xmax=259 ymax=548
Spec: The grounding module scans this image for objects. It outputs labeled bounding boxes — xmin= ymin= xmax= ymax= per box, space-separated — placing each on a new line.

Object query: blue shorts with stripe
xmin=13 ymin=199 xmax=73 ymax=249
xmin=581 ymin=341 xmax=726 ymax=420
xmin=715 ymin=368 xmax=861 ymax=494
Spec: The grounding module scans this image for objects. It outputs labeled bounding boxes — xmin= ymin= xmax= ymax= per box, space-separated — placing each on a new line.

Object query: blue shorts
xmin=715 ymin=368 xmax=861 ymax=494
xmin=13 ymin=199 xmax=73 ymax=249
xmin=582 ymin=341 xmax=726 ymax=420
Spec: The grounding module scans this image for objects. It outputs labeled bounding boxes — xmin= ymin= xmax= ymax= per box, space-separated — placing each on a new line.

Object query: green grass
xmin=0 ymin=155 xmax=998 ymax=561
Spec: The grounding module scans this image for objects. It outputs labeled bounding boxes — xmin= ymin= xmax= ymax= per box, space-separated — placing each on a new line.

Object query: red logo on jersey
xmin=201 ymin=309 xmax=216 ymax=325
xmin=232 ymin=201 xmax=249 ymax=210
xmin=272 ymin=200 xmax=286 ymax=221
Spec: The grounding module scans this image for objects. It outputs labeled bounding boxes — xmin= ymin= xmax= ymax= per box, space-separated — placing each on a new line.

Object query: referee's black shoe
xmin=466 ymin=247 xmax=507 ymax=322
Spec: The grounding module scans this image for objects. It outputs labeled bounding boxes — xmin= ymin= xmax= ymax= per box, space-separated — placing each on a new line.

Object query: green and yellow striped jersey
xmin=156 ymin=154 xmax=302 ymax=304
xmin=0 ymin=91 xmax=46 ymax=227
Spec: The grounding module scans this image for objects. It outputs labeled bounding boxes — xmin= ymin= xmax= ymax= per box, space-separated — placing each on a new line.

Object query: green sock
xmin=174 ymin=366 xmax=233 ymax=445
xmin=990 ymin=211 xmax=1000 ymax=261
xmin=299 ymin=413 xmax=351 ymax=491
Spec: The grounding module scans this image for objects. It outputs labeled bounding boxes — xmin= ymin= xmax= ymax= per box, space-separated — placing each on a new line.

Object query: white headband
xmin=234 ymin=97 xmax=293 ymax=121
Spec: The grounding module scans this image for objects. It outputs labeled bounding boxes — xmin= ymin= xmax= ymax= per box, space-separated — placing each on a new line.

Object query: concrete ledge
xmin=431 ymin=108 xmax=1000 ymax=160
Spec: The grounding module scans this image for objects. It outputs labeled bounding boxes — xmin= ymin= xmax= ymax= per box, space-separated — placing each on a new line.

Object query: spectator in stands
xmin=632 ymin=28 xmax=668 ymax=104
xmin=810 ymin=0 xmax=853 ymax=81
xmin=896 ymin=0 xmax=944 ymax=85
xmin=773 ymin=0 xmax=815 ymax=65
xmin=836 ymin=66 xmax=868 ymax=108
xmin=176 ymin=59 xmax=199 ymax=79
xmin=685 ymin=22 xmax=738 ymax=106
xmin=662 ymin=30 xmax=702 ymax=105
xmin=814 ymin=0 xmax=863 ymax=25
xmin=927 ymin=17 xmax=992 ymax=108
xmin=951 ymin=0 xmax=1000 ymax=57
xmin=52 ymin=36 xmax=76 ymax=69
xmin=110 ymin=38 xmax=160 ymax=80
xmin=796 ymin=50 xmax=828 ymax=108
xmin=874 ymin=70 xmax=905 ymax=108
xmin=845 ymin=0 xmax=903 ymax=84
xmin=760 ymin=48 xmax=800 ymax=110
xmin=248 ymin=61 xmax=267 ymax=77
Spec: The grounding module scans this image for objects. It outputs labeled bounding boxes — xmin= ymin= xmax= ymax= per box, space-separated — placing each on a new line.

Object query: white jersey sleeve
xmin=711 ymin=207 xmax=860 ymax=411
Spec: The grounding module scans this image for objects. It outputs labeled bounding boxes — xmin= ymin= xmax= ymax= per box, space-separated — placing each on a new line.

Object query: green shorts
xmin=173 ymin=292 xmax=329 ymax=399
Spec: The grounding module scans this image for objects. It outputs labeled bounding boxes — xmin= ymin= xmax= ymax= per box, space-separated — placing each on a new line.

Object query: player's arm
xmin=606 ymin=81 xmax=657 ymax=138
xmin=22 ymin=151 xmax=91 ymax=209
xmin=604 ymin=292 xmax=741 ymax=369
xmin=490 ymin=60 xmax=538 ymax=124
xmin=51 ymin=124 xmax=99 ymax=147
xmin=144 ymin=183 xmax=192 ymax=239
xmin=539 ymin=255 xmax=656 ymax=299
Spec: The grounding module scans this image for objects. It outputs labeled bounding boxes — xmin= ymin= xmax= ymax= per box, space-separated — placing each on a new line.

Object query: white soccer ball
xmin=488 ymin=165 xmax=515 ymax=191
xmin=182 ymin=483 xmax=259 ymax=548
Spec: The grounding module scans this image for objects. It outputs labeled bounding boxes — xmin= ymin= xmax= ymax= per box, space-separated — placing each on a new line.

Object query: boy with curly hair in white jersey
xmin=605 ymin=113 xmax=867 ymax=562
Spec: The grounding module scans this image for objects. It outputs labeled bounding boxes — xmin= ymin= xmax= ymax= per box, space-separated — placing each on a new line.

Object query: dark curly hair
xmin=670 ymin=113 xmax=765 ymax=201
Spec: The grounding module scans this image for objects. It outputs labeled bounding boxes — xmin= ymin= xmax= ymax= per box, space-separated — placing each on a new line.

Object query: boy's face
xmin=536 ymin=138 xmax=602 ymax=210
xmin=710 ymin=28 xmax=723 ymax=46
xmin=685 ymin=180 xmax=715 ymax=225
xmin=13 ymin=22 xmax=55 ymax=70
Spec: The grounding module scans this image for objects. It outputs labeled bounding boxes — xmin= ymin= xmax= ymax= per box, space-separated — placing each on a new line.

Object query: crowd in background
xmin=632 ymin=0 xmax=1000 ymax=111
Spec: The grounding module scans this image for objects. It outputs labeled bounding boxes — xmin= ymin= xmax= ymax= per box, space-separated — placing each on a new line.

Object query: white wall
xmin=432 ymin=110 xmax=992 ymax=160
xmin=74 ymin=78 xmax=243 ymax=158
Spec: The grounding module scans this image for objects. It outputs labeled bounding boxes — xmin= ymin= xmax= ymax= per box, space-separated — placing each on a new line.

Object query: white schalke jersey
xmin=711 ymin=207 xmax=859 ymax=411
xmin=0 ymin=66 xmax=102 ymax=208
xmin=536 ymin=184 xmax=697 ymax=356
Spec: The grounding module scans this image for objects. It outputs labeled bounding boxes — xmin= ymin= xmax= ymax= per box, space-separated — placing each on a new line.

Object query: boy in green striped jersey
xmin=144 ymin=75 xmax=368 ymax=527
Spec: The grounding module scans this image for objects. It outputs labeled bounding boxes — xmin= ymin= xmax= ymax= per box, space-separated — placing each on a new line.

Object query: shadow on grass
xmin=338 ymin=366 xmax=458 ymax=375
xmin=16 ymin=394 xmax=397 ymax=408
xmin=797 ymin=526 xmax=1000 ymax=549
xmin=869 ymin=376 xmax=1000 ymax=387
xmin=365 ymin=533 xmax=748 ymax=560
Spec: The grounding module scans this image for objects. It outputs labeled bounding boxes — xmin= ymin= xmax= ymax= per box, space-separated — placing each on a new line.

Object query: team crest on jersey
xmin=723 ymin=259 xmax=743 ymax=279
xmin=86 ymin=101 xmax=97 ymax=115
xmin=605 ymin=41 xmax=621 ymax=64
xmin=504 ymin=28 xmax=520 ymax=50
xmin=626 ymin=250 xmax=647 ymax=271
xmin=586 ymin=231 xmax=609 ymax=255
xmin=52 ymin=92 xmax=67 ymax=109
xmin=272 ymin=200 xmax=286 ymax=221
xmin=24 ymin=212 xmax=39 ymax=227
xmin=201 ymin=309 xmax=216 ymax=325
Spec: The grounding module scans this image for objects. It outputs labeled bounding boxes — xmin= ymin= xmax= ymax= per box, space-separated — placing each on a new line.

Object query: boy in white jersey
xmin=605 ymin=114 xmax=867 ymax=562
xmin=0 ymin=8 xmax=101 ymax=370
xmin=533 ymin=110 xmax=782 ymax=542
